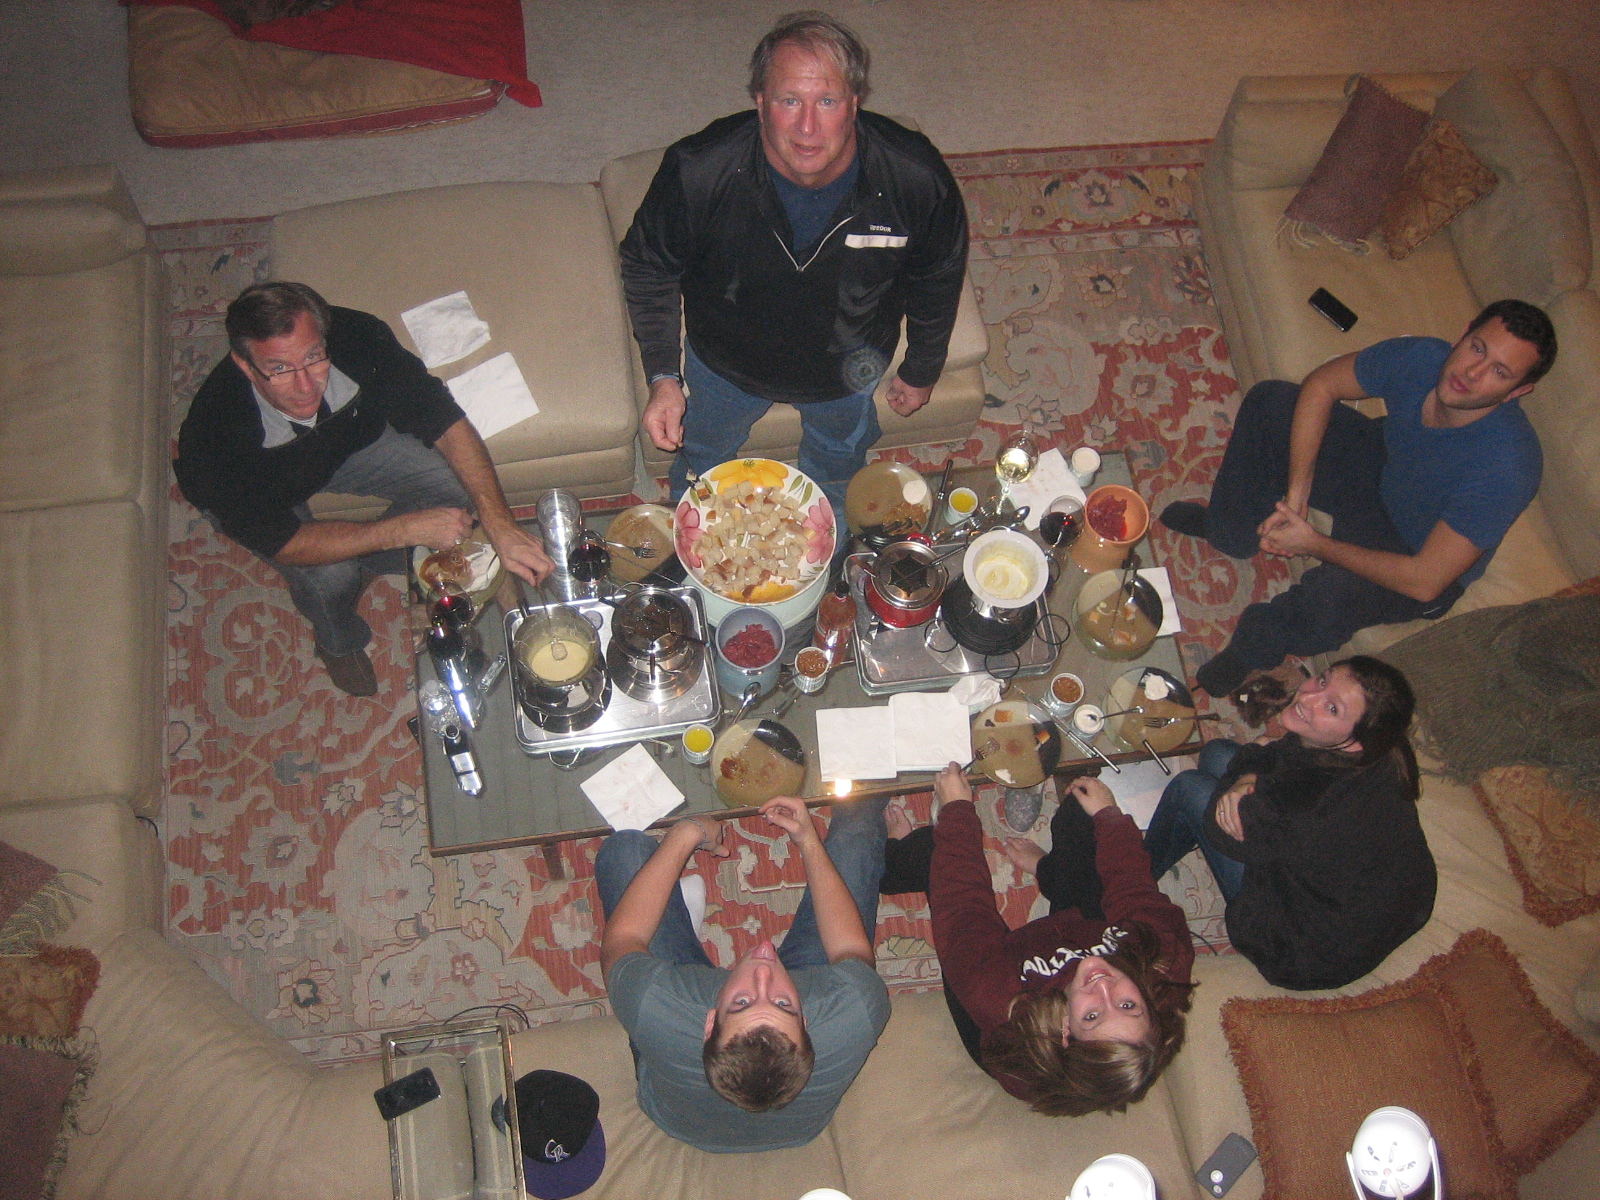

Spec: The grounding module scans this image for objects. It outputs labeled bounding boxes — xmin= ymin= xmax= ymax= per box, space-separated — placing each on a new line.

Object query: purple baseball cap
xmin=516 ymin=1070 xmax=606 ymax=1199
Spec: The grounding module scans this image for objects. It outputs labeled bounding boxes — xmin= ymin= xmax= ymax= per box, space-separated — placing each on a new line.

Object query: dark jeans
xmin=594 ymin=796 xmax=888 ymax=971
xmin=1142 ymin=739 xmax=1246 ymax=900
xmin=1207 ymin=381 xmax=1462 ymax=670
xmin=256 ymin=426 xmax=472 ymax=655
xmin=881 ymin=797 xmax=1105 ymax=1066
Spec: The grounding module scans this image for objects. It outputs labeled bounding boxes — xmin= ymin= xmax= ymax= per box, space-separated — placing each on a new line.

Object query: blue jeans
xmin=1142 ymin=739 xmax=1246 ymax=900
xmin=270 ymin=425 xmax=470 ymax=655
xmin=1205 ymin=381 xmax=1462 ymax=670
xmin=669 ymin=343 xmax=884 ymax=521
xmin=594 ymin=796 xmax=889 ymax=970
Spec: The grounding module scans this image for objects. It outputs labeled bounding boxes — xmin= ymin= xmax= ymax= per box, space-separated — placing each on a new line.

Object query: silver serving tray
xmin=506 ymin=587 xmax=720 ymax=756
xmin=846 ymin=553 xmax=1060 ymax=696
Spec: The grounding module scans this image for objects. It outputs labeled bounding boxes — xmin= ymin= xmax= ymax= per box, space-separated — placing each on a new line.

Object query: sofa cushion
xmin=1436 ymin=67 xmax=1591 ymax=308
xmin=0 ymin=800 xmax=163 ymax=953
xmin=506 ymin=1011 xmax=848 ymax=1200
xmin=830 ymin=989 xmax=1195 ymax=1199
xmin=1283 ymin=76 xmax=1431 ymax=245
xmin=1226 ymin=186 xmax=1481 ymax=386
xmin=0 ymin=945 xmax=100 ymax=1037
xmin=0 ymin=256 xmax=159 ymax=513
xmin=0 ymin=503 xmax=159 ymax=811
xmin=1519 ymin=287 xmax=1600 ymax=580
xmin=0 ymin=1034 xmax=96 ymax=1200
xmin=128 ymin=5 xmax=503 ymax=149
xmin=273 ymin=181 xmax=641 ymax=504
xmin=1380 ymin=118 xmax=1499 ymax=260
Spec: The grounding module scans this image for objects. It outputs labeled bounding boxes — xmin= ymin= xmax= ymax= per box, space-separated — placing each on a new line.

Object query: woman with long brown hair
xmin=880 ymin=766 xmax=1194 ymax=1116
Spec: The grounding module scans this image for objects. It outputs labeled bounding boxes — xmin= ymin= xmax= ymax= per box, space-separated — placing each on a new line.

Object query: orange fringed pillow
xmin=0 ymin=945 xmax=101 ymax=1038
xmin=1222 ymin=930 xmax=1600 ymax=1199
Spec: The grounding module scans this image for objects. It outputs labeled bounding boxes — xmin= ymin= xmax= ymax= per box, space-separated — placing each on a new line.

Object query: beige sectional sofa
xmin=7 ymin=67 xmax=1600 ymax=1198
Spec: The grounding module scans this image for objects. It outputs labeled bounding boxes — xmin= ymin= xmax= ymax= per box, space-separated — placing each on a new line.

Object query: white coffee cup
xmin=944 ymin=485 xmax=980 ymax=526
xmin=1043 ymin=672 xmax=1085 ymax=720
xmin=1070 ymin=446 xmax=1101 ymax=487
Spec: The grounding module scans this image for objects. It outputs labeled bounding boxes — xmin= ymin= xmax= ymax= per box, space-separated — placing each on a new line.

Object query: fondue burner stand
xmin=844 ymin=553 xmax=1064 ymax=696
xmin=506 ymin=587 xmax=720 ymax=756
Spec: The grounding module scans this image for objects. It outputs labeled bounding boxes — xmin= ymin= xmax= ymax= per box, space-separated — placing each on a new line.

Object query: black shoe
xmin=1195 ymin=649 xmax=1250 ymax=699
xmin=316 ymin=646 xmax=378 ymax=697
xmin=1159 ymin=501 xmax=1209 ymax=539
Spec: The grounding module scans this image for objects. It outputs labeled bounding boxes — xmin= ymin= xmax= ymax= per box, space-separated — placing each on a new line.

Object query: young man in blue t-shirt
xmin=1160 ymin=299 xmax=1558 ymax=700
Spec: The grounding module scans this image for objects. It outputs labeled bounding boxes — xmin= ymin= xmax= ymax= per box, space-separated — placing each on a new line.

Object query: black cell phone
xmin=1195 ymin=1132 xmax=1258 ymax=1197
xmin=374 ymin=1067 xmax=441 ymax=1121
xmin=1308 ymin=287 xmax=1358 ymax=332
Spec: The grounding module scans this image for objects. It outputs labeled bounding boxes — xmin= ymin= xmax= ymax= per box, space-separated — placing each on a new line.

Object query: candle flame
xmin=833 ymin=778 xmax=852 ymax=798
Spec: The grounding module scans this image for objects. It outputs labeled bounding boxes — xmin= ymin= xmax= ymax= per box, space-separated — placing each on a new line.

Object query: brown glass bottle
xmin=812 ymin=577 xmax=857 ymax=665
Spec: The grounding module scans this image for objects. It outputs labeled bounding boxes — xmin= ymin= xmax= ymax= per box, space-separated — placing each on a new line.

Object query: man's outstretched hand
xmin=1258 ymin=500 xmax=1323 ymax=558
xmin=642 ymin=378 xmax=687 ymax=451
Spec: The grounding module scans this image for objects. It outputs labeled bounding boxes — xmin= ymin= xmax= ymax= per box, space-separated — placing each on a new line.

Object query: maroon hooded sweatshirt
xmin=929 ymin=799 xmax=1194 ymax=1099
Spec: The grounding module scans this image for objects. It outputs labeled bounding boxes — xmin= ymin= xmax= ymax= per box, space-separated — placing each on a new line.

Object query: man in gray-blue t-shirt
xmin=597 ymin=796 xmax=890 ymax=1153
xmin=1157 ymin=299 xmax=1556 ymax=698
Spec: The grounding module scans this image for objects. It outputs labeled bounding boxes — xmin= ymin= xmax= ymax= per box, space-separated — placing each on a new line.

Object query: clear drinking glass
xmin=995 ymin=409 xmax=1041 ymax=485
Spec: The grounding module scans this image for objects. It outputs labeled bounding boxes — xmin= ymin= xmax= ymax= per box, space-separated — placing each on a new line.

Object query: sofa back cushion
xmin=1436 ymin=67 xmax=1591 ymax=308
xmin=1519 ymin=287 xmax=1600 ymax=579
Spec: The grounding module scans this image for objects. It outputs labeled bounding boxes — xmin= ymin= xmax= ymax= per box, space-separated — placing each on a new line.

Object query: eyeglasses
xmin=249 ymin=348 xmax=330 ymax=379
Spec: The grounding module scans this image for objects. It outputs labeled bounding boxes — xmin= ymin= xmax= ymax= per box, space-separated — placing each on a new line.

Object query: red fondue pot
xmin=864 ymin=539 xmax=947 ymax=628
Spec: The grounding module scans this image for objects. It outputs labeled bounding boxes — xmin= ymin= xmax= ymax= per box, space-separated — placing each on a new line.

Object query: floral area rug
xmin=157 ymin=141 xmax=1252 ymax=1067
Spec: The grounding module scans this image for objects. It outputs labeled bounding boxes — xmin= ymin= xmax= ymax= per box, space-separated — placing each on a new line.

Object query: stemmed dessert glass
xmin=995 ymin=406 xmax=1041 ymax=487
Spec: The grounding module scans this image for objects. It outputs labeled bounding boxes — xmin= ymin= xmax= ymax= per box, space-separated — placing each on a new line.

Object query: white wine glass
xmin=995 ymin=407 xmax=1041 ymax=486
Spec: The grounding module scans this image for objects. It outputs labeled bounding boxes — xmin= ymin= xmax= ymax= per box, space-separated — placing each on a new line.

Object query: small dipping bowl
xmin=944 ymin=485 xmax=980 ymax=526
xmin=1072 ymin=703 xmax=1105 ymax=743
xmin=1043 ymin=671 xmax=1084 ymax=721
xmin=681 ymin=723 xmax=715 ymax=766
xmin=793 ymin=646 xmax=831 ymax=694
xmin=714 ymin=607 xmax=785 ymax=699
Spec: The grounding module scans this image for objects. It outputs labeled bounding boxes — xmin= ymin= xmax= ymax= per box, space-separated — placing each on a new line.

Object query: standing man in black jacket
xmin=620 ymin=10 xmax=969 ymax=514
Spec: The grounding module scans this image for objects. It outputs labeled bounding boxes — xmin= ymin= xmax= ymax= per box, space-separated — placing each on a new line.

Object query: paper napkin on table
xmin=949 ymin=672 xmax=1003 ymax=714
xmin=889 ymin=692 xmax=973 ymax=772
xmin=1003 ymin=447 xmax=1086 ymax=531
xmin=816 ymin=706 xmax=898 ymax=782
xmin=580 ymin=743 xmax=684 ymax=830
xmin=815 ymin=693 xmax=972 ymax=781
xmin=447 ymin=352 xmax=539 ymax=440
xmin=1137 ymin=567 xmax=1183 ymax=636
xmin=401 ymin=290 xmax=492 ymax=368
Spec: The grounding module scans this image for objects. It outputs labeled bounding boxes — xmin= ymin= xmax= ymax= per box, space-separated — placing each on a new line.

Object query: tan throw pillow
xmin=1428 ymin=929 xmax=1600 ymax=1172
xmin=1223 ymin=973 xmax=1514 ymax=1200
xmin=1283 ymin=75 xmax=1431 ymax=245
xmin=1380 ymin=118 xmax=1499 ymax=259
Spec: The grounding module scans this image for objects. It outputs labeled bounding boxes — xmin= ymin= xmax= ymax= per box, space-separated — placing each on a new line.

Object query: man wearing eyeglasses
xmin=174 ymin=281 xmax=552 ymax=697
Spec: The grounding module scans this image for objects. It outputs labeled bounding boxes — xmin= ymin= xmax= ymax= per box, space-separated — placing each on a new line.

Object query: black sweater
xmin=174 ymin=308 xmax=465 ymax=559
xmin=1205 ymin=736 xmax=1436 ymax=990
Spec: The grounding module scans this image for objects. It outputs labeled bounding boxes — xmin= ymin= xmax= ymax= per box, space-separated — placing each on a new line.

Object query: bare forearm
xmin=599 ymin=824 xmax=701 ymax=980
xmin=274 ymin=517 xmax=416 ymax=566
xmin=799 ymin=840 xmax=873 ymax=965
xmin=1303 ymin=534 xmax=1449 ymax=601
xmin=1286 ymin=354 xmax=1366 ymax=513
xmin=435 ymin=418 xmax=514 ymax=533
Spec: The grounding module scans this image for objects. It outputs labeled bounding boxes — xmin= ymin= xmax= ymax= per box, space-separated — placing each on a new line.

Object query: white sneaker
xmin=679 ymin=873 xmax=707 ymax=939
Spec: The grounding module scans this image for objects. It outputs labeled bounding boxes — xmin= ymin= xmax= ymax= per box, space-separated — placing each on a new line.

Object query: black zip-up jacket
xmin=620 ymin=110 xmax=969 ymax=404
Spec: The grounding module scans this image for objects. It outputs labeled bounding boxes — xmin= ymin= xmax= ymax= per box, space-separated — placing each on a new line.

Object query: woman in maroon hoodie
xmin=881 ymin=765 xmax=1194 ymax=1116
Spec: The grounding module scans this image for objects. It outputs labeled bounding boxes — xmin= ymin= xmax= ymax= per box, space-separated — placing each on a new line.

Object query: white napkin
xmin=580 ymin=743 xmax=685 ymax=831
xmin=447 ymin=352 xmax=540 ymax=440
xmin=1003 ymin=447 xmax=1086 ymax=531
xmin=1137 ymin=567 xmax=1183 ymax=636
xmin=948 ymin=672 xmax=1003 ymax=714
xmin=401 ymin=290 xmax=492 ymax=368
xmin=816 ymin=706 xmax=898 ymax=782
xmin=889 ymin=692 xmax=972 ymax=772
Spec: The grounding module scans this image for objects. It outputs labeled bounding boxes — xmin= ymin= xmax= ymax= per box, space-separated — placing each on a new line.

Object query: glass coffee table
xmin=415 ymin=451 xmax=1204 ymax=868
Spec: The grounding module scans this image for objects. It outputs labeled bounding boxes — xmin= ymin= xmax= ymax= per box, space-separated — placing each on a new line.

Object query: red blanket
xmin=128 ymin=0 xmax=541 ymax=107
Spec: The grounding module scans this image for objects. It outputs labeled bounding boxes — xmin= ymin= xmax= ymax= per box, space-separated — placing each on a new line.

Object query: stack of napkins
xmin=1137 ymin=567 xmax=1183 ymax=636
xmin=816 ymin=692 xmax=972 ymax=782
xmin=580 ymin=743 xmax=684 ymax=830
xmin=401 ymin=290 xmax=491 ymax=367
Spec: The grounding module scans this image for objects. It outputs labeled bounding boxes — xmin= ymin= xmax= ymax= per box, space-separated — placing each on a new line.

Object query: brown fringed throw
xmin=1381 ymin=595 xmax=1600 ymax=807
